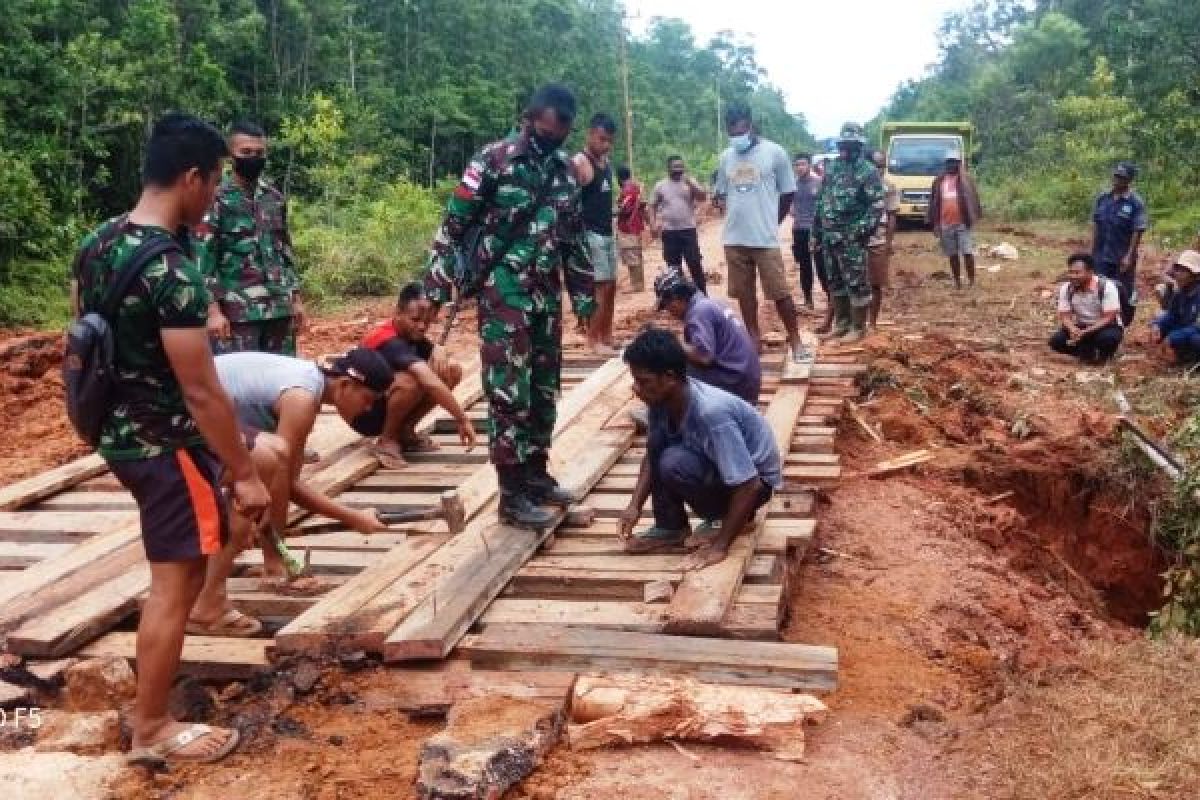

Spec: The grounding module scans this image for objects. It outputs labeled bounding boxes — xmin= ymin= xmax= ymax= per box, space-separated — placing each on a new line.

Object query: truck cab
xmin=882 ymin=122 xmax=973 ymax=224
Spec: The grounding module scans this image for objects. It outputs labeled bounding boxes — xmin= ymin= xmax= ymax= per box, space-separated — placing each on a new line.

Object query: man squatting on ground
xmin=575 ymin=112 xmax=620 ymax=356
xmin=1049 ymin=253 xmax=1124 ymax=364
xmin=652 ymin=155 xmax=708 ymax=294
xmin=71 ymin=113 xmax=271 ymax=764
xmin=352 ymin=283 xmax=476 ymax=469
xmin=423 ymin=84 xmax=594 ymax=529
xmin=714 ymin=103 xmax=809 ymax=362
xmin=1151 ymin=250 xmax=1200 ymax=365
xmin=617 ymin=328 xmax=782 ymax=570
xmin=195 ymin=120 xmax=306 ymax=355
xmin=190 ymin=347 xmax=396 ymax=635
xmin=654 ymin=271 xmax=762 ymax=405
xmin=813 ymin=122 xmax=886 ymax=343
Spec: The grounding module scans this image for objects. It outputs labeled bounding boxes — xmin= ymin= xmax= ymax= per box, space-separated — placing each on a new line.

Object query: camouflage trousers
xmin=213 ymin=317 xmax=297 ymax=356
xmin=477 ymin=289 xmax=562 ymax=467
xmin=823 ymin=238 xmax=873 ymax=309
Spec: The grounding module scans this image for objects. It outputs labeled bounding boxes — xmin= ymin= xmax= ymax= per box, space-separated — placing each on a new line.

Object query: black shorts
xmin=108 ymin=446 xmax=230 ymax=563
xmin=349 ymin=396 xmax=388 ymax=438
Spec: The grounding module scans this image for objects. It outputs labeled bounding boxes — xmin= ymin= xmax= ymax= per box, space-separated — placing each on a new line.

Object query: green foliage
xmin=1 ymin=0 xmax=813 ymax=323
xmin=876 ymin=0 xmax=1200 ymax=242
xmin=1148 ymin=414 xmax=1200 ymax=635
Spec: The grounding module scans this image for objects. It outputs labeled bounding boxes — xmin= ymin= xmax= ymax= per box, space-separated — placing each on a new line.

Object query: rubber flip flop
xmin=624 ymin=527 xmax=687 ymax=554
xmin=260 ymin=575 xmax=325 ymax=597
xmin=185 ymin=609 xmax=262 ymax=638
xmin=400 ymin=433 xmax=440 ymax=453
xmin=126 ymin=724 xmax=240 ymax=766
xmin=683 ymin=520 xmax=721 ymax=550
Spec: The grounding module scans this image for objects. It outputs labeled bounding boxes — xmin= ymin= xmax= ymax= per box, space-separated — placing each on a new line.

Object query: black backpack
xmin=63 ymin=235 xmax=182 ymax=447
xmin=1066 ymin=274 xmax=1130 ymax=327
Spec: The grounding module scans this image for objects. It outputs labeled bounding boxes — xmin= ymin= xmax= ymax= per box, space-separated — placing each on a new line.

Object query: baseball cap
xmin=328 ymin=347 xmax=394 ymax=393
xmin=1113 ymin=161 xmax=1138 ymax=180
xmin=1173 ymin=250 xmax=1200 ymax=275
xmin=654 ymin=270 xmax=691 ymax=310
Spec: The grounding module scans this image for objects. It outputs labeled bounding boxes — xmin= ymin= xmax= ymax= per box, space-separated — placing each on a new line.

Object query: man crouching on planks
xmin=617 ymin=328 xmax=782 ymax=570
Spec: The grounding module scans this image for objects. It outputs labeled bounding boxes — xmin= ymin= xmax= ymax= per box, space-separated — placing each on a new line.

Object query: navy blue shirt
xmin=683 ymin=294 xmax=761 ymax=404
xmin=1154 ymin=281 xmax=1200 ymax=339
xmin=1092 ymin=190 xmax=1148 ymax=268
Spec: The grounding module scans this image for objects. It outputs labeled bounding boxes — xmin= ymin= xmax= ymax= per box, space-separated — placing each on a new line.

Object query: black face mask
xmin=233 ymin=155 xmax=267 ymax=183
xmin=669 ymin=170 xmax=685 ymax=180
xmin=529 ymin=129 xmax=566 ymax=157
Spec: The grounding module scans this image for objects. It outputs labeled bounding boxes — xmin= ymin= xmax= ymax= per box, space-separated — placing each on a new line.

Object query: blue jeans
xmin=647 ymin=428 xmax=771 ymax=530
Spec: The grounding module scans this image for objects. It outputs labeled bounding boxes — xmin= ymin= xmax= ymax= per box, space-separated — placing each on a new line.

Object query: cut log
xmin=663 ymin=383 xmax=807 ymax=636
xmin=569 ymin=674 xmax=828 ymax=761
xmin=461 ymin=623 xmax=838 ymax=691
xmin=415 ymin=691 xmax=571 ymax=800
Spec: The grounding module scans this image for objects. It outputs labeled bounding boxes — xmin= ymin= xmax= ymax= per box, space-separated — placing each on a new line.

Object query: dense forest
xmin=0 ymin=0 xmax=813 ymax=324
xmin=874 ymin=0 xmax=1200 ymax=240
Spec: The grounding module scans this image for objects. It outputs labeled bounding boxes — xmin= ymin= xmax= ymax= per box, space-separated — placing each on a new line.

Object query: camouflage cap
xmin=654 ymin=269 xmax=692 ymax=310
xmin=837 ymin=122 xmax=867 ymax=145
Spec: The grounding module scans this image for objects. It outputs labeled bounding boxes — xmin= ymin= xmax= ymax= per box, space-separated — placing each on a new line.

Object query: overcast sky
xmin=627 ymin=0 xmax=970 ymax=138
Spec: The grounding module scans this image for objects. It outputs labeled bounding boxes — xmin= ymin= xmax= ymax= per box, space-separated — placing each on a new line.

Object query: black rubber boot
xmin=497 ymin=465 xmax=555 ymax=529
xmin=524 ymin=452 xmax=576 ymax=507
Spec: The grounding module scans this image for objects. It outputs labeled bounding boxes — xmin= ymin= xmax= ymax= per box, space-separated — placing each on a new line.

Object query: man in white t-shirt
xmin=1050 ymin=253 xmax=1124 ymax=363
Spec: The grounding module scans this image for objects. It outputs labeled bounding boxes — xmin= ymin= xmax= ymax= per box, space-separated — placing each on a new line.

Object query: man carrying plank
xmin=617 ymin=328 xmax=781 ymax=570
xmin=351 ymin=282 xmax=477 ymax=468
xmin=70 ymin=113 xmax=270 ymax=765
xmin=189 ymin=347 xmax=395 ymax=632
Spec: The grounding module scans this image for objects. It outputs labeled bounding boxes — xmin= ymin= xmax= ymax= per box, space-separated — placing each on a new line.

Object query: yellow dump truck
xmin=881 ymin=122 xmax=973 ymax=224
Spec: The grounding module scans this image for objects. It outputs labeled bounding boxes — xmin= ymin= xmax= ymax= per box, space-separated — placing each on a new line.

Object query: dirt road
xmin=5 ymin=218 xmax=1199 ymax=799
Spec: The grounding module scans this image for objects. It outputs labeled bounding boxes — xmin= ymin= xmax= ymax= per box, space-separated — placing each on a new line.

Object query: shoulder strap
xmin=99 ymin=235 xmax=182 ymax=320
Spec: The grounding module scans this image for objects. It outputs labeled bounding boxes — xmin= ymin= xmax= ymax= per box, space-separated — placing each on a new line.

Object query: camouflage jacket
xmin=423 ymin=131 xmax=595 ymax=317
xmin=72 ymin=216 xmax=211 ymax=461
xmin=814 ymin=155 xmax=885 ymax=244
xmin=194 ymin=173 xmax=298 ymax=322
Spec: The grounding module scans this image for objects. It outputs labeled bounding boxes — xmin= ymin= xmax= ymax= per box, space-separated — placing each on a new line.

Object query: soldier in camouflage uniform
xmin=814 ymin=122 xmax=885 ymax=343
xmin=195 ymin=121 xmax=303 ymax=356
xmin=423 ymin=84 xmax=595 ymax=528
xmin=69 ymin=112 xmax=268 ymax=764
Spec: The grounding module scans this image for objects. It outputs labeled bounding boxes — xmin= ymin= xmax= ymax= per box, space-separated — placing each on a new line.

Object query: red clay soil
xmin=8 ymin=220 xmax=1194 ymax=799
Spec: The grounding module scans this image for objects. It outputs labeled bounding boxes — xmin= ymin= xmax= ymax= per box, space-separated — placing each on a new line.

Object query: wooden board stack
xmin=0 ymin=348 xmax=854 ymax=697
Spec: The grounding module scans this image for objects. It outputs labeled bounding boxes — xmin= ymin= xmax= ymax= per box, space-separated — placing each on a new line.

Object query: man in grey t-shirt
xmin=617 ymin=328 xmax=780 ymax=571
xmin=714 ymin=103 xmax=808 ymax=362
xmin=651 ymin=155 xmax=708 ymax=293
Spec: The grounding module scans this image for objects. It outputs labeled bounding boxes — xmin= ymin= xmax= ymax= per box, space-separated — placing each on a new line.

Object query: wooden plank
xmin=482 ymin=592 xmax=778 ymax=639
xmin=0 ymin=454 xmax=108 ymax=511
xmin=0 ymin=510 xmax=135 ymax=538
xmin=811 ymin=363 xmax=866 ymax=378
xmin=509 ymin=568 xmax=683 ymax=600
xmin=664 ymin=383 xmax=807 ymax=636
xmin=461 ymin=624 xmax=838 ymax=691
xmin=381 ymin=379 xmax=634 ymax=662
xmin=4 ymin=564 xmax=149 ymax=657
xmin=78 ymin=632 xmax=271 ymax=681
xmin=274 ymin=362 xmax=628 ymax=657
xmin=0 ymin=540 xmax=75 ymax=568
xmin=35 ymin=494 xmax=137 ymax=511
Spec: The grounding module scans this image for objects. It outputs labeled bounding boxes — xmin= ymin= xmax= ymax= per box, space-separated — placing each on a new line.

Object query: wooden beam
xmin=461 ymin=623 xmax=838 ymax=691
xmin=78 ymin=632 xmax=270 ymax=681
xmin=274 ymin=360 xmax=628 ymax=657
xmin=663 ymin=383 xmax=807 ymax=636
xmin=381 ymin=377 xmax=633 ymax=662
xmin=0 ymin=454 xmax=108 ymax=511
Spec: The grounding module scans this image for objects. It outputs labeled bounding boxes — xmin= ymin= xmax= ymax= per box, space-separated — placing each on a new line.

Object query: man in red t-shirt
xmin=352 ymin=283 xmax=476 ymax=467
xmin=616 ymin=165 xmax=649 ymax=292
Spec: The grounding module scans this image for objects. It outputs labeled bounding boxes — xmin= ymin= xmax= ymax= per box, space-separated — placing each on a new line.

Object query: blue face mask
xmin=730 ymin=133 xmax=754 ymax=153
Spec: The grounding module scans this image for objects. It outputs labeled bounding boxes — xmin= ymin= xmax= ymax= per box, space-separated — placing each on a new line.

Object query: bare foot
xmin=680 ymin=543 xmax=729 ymax=571
xmin=371 ymin=441 xmax=408 ymax=469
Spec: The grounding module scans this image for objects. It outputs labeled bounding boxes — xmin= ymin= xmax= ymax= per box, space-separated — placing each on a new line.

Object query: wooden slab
xmin=0 ymin=454 xmax=108 ymax=511
xmin=79 ymin=632 xmax=271 ymax=681
xmin=0 ymin=511 xmax=136 ymax=539
xmin=460 ymin=624 xmax=838 ymax=691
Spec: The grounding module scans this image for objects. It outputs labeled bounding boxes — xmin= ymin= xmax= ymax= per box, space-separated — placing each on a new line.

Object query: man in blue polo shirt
xmin=616 ymin=328 xmax=780 ymax=571
xmin=654 ymin=271 xmax=761 ymax=404
xmin=1092 ymin=161 xmax=1148 ymax=325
